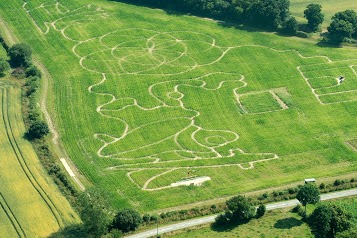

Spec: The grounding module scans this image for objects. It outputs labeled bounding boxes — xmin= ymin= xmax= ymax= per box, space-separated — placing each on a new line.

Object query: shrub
xmin=0 ymin=57 xmax=10 ymax=76
xmin=25 ymin=65 xmax=42 ymax=78
xmin=111 ymin=208 xmax=142 ymax=233
xmin=27 ymin=120 xmax=50 ymax=139
xmin=292 ymin=204 xmax=303 ymax=213
xmin=8 ymin=43 xmax=32 ymax=67
xmin=334 ymin=179 xmax=342 ymax=186
xmin=319 ymin=182 xmax=326 ymax=189
xmin=256 ymin=204 xmax=266 ymax=218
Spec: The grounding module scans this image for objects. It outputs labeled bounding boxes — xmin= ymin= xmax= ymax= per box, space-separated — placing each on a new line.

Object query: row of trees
xmin=118 ymin=0 xmax=357 ymax=45
xmin=119 ymin=0 xmax=291 ymax=29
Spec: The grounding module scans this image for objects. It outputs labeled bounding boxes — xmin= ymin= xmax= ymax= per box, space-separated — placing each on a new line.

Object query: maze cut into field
xmin=2 ymin=0 xmax=356 ymax=210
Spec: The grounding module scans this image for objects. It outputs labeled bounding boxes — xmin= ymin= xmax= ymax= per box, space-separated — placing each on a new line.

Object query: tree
xmin=308 ymin=204 xmax=333 ymax=238
xmin=27 ymin=120 xmax=50 ymax=139
xmin=304 ymin=4 xmax=324 ymax=32
xmin=8 ymin=43 xmax=32 ymax=67
xmin=331 ymin=10 xmax=357 ymax=38
xmin=282 ymin=16 xmax=298 ymax=35
xmin=330 ymin=205 xmax=352 ymax=236
xmin=77 ymin=188 xmax=112 ymax=238
xmin=327 ymin=19 xmax=354 ymax=44
xmin=296 ymin=183 xmax=320 ymax=213
xmin=256 ymin=204 xmax=266 ymax=218
xmin=308 ymin=204 xmax=352 ymax=238
xmin=0 ymin=57 xmax=10 ymax=76
xmin=111 ymin=208 xmax=142 ymax=233
xmin=226 ymin=195 xmax=255 ymax=221
xmin=246 ymin=0 xmax=290 ymax=29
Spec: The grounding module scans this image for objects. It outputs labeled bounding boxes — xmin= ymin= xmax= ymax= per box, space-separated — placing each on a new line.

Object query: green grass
xmin=290 ymin=0 xmax=357 ymax=28
xmin=0 ymin=81 xmax=79 ymax=237
xmin=0 ymin=0 xmax=356 ymax=212
xmin=170 ymin=197 xmax=357 ymax=238
xmin=171 ymin=209 xmax=313 ymax=238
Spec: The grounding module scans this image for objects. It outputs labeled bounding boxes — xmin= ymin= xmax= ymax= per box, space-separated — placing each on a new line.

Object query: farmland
xmin=0 ymin=80 xmax=79 ymax=237
xmin=0 ymin=0 xmax=356 ymax=212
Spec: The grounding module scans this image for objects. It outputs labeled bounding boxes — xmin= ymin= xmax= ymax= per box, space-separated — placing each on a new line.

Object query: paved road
xmin=125 ymin=188 xmax=357 ymax=238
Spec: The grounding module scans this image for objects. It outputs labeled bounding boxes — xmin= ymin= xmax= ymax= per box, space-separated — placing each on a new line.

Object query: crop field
xmin=0 ymin=81 xmax=79 ymax=237
xmin=0 ymin=0 xmax=356 ymax=211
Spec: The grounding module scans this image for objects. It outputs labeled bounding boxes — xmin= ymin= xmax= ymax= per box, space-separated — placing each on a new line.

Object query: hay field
xmin=0 ymin=82 xmax=79 ymax=237
xmin=0 ymin=0 xmax=356 ymax=211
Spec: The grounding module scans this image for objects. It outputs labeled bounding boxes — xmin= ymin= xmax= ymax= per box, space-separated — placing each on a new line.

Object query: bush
xmin=27 ymin=120 xmax=50 ymax=139
xmin=334 ymin=179 xmax=342 ymax=186
xmin=296 ymin=31 xmax=308 ymax=38
xmin=25 ymin=65 xmax=42 ymax=78
xmin=111 ymin=209 xmax=142 ymax=233
xmin=292 ymin=204 xmax=303 ymax=213
xmin=319 ymin=182 xmax=326 ymax=189
xmin=142 ymin=214 xmax=150 ymax=223
xmin=8 ymin=43 xmax=32 ymax=67
xmin=215 ymin=213 xmax=228 ymax=225
xmin=288 ymin=187 xmax=298 ymax=194
xmin=256 ymin=204 xmax=266 ymax=218
xmin=0 ymin=57 xmax=10 ymax=76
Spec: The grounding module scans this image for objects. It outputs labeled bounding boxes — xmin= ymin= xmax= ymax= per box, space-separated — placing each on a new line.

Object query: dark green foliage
xmin=226 ymin=195 xmax=255 ymax=221
xmin=8 ymin=43 xmax=32 ymax=67
xmin=319 ymin=183 xmax=326 ymax=189
xmin=25 ymin=65 xmax=42 ymax=77
xmin=245 ymin=0 xmax=290 ymax=29
xmin=77 ymin=188 xmax=111 ymax=238
xmin=308 ymin=204 xmax=352 ymax=238
xmin=116 ymin=0 xmax=290 ymax=29
xmin=256 ymin=204 xmax=266 ymax=218
xmin=309 ymin=204 xmax=334 ymax=238
xmin=27 ymin=120 xmax=50 ymax=139
xmin=111 ymin=208 xmax=142 ymax=233
xmin=328 ymin=10 xmax=357 ymax=44
xmin=304 ymin=4 xmax=324 ymax=32
xmin=282 ymin=16 xmax=298 ymax=35
xmin=296 ymin=183 xmax=320 ymax=212
xmin=0 ymin=57 xmax=10 ymax=76
xmin=215 ymin=213 xmax=229 ymax=225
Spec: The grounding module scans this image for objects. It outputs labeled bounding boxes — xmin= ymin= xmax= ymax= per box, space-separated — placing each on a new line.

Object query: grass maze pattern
xmin=21 ymin=0 xmax=357 ymax=191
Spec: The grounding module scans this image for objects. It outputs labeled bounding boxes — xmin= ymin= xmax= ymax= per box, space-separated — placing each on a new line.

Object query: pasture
xmin=0 ymin=81 xmax=79 ymax=237
xmin=290 ymin=0 xmax=357 ymax=27
xmin=0 ymin=0 xmax=356 ymax=211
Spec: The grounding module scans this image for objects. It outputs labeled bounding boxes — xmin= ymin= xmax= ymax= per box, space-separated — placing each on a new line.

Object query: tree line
xmin=114 ymin=0 xmax=357 ymax=45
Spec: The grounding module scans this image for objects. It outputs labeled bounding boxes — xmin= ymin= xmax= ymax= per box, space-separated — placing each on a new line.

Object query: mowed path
xmin=125 ymin=188 xmax=357 ymax=238
xmin=0 ymin=85 xmax=79 ymax=237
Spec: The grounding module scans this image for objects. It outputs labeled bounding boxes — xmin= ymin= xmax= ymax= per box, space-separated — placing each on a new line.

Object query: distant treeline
xmin=116 ymin=0 xmax=291 ymax=29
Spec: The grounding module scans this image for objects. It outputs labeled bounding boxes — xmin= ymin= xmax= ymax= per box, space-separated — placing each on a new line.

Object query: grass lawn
xmin=170 ymin=209 xmax=313 ymax=238
xmin=0 ymin=0 xmax=356 ymax=212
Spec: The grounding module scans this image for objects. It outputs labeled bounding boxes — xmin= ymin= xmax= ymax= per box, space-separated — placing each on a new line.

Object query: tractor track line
xmin=1 ymin=88 xmax=64 ymax=228
xmin=0 ymin=192 xmax=26 ymax=238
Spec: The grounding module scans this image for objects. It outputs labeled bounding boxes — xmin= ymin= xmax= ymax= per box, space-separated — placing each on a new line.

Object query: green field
xmin=0 ymin=0 xmax=356 ymax=212
xmin=290 ymin=0 xmax=357 ymax=27
xmin=0 ymin=81 xmax=79 ymax=237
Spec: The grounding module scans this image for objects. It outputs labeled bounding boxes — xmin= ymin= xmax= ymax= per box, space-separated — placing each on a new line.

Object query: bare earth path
xmin=125 ymin=188 xmax=357 ymax=238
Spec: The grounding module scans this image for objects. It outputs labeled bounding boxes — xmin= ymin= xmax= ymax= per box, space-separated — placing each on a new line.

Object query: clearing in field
xmin=1 ymin=0 xmax=356 ymax=210
xmin=0 ymin=82 xmax=79 ymax=237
